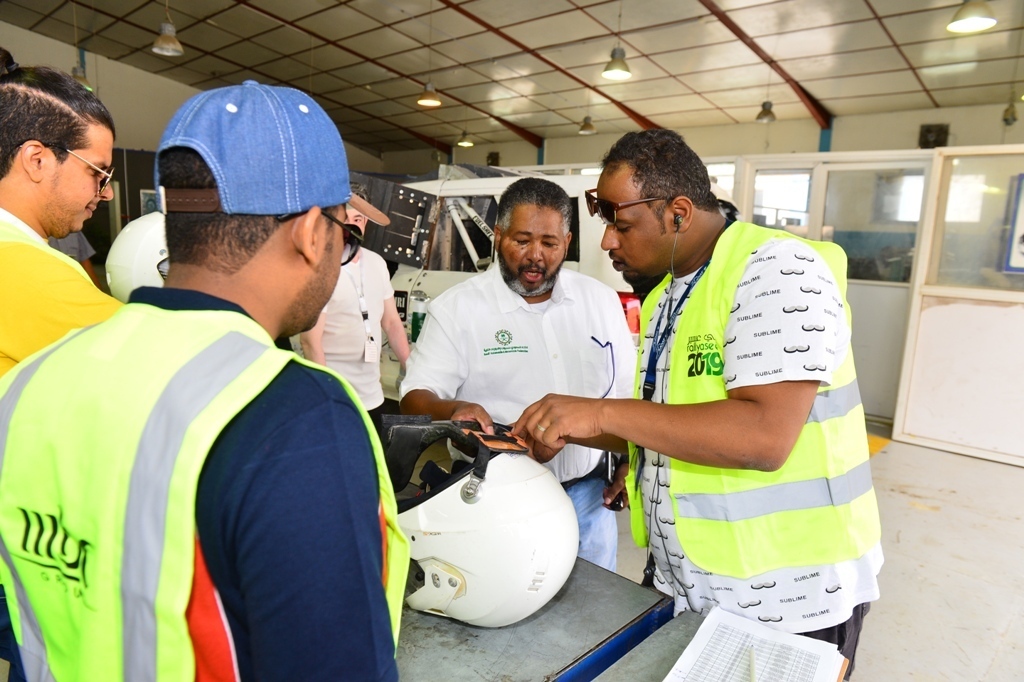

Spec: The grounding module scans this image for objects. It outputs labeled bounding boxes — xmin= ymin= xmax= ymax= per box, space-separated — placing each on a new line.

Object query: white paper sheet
xmin=661 ymin=608 xmax=844 ymax=682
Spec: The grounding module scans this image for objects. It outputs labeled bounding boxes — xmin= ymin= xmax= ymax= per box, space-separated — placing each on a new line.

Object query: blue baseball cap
xmin=156 ymin=80 xmax=350 ymax=215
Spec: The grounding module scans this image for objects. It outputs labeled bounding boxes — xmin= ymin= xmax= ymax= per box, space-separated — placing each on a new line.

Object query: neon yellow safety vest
xmin=0 ymin=221 xmax=93 ymax=590
xmin=0 ymin=302 xmax=409 ymax=681
xmin=626 ymin=221 xmax=881 ymax=579
xmin=0 ymin=220 xmax=91 ymax=281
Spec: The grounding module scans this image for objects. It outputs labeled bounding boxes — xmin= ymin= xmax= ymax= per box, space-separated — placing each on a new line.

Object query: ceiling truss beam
xmin=697 ymin=0 xmax=833 ymax=129
xmin=439 ymin=0 xmax=661 ymax=132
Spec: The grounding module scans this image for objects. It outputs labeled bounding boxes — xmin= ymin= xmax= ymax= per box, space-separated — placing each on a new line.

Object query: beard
xmin=498 ymin=250 xmax=562 ymax=298
xmin=282 ymin=229 xmax=340 ymax=337
xmin=43 ymin=176 xmax=86 ymax=240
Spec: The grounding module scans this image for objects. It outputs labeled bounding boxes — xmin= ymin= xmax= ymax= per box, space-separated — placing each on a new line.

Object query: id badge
xmin=363 ymin=338 xmax=379 ymax=364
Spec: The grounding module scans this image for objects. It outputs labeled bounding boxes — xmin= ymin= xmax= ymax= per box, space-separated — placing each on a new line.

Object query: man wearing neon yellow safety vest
xmin=0 ymin=81 xmax=408 ymax=682
xmin=516 ymin=129 xmax=880 ymax=679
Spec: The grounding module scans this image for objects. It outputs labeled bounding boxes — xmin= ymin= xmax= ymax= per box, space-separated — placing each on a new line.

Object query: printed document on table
xmin=661 ymin=607 xmax=845 ymax=682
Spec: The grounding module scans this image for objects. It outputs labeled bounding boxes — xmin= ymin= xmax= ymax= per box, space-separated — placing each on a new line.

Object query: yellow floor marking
xmin=867 ymin=434 xmax=891 ymax=457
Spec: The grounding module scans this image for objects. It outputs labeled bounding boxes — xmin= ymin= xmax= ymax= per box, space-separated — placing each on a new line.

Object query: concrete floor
xmin=612 ymin=435 xmax=1024 ymax=681
xmin=2 ymin=432 xmax=1020 ymax=682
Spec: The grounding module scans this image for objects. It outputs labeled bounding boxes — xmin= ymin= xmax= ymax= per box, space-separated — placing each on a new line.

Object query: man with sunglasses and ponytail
xmin=0 ymin=47 xmax=123 ymax=682
xmin=0 ymin=81 xmax=406 ymax=681
xmin=300 ymin=183 xmax=410 ymax=437
xmin=516 ymin=130 xmax=881 ymax=679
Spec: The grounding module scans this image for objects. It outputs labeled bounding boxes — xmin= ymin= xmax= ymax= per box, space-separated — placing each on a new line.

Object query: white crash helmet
xmin=105 ymin=212 xmax=167 ymax=303
xmin=710 ymin=181 xmax=741 ymax=222
xmin=385 ymin=420 xmax=578 ymax=628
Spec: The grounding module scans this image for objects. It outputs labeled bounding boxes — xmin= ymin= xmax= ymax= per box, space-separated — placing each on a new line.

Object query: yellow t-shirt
xmin=0 ymin=223 xmax=122 ymax=377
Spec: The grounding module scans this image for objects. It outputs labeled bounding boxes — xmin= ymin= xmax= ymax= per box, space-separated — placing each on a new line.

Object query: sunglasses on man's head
xmin=584 ymin=188 xmax=664 ymax=226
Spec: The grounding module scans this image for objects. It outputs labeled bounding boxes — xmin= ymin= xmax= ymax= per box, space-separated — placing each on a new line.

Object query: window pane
xmin=753 ymin=170 xmax=811 ymax=236
xmin=706 ymin=162 xmax=735 ymax=197
xmin=932 ymin=155 xmax=1024 ymax=291
xmin=823 ymin=169 xmax=923 ymax=282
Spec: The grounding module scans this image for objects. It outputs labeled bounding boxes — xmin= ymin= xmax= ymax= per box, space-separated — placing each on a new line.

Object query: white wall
xmin=831 ymin=103 xmax=1024 ymax=151
xmin=344 ymin=144 xmax=384 ymax=173
xmin=381 ymin=148 xmax=442 ymax=176
xmin=452 ymin=139 xmax=539 ymax=167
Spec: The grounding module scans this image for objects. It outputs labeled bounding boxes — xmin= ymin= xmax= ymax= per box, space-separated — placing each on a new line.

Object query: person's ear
xmin=17 ymin=141 xmax=50 ymax=185
xmin=564 ymin=229 xmax=573 ymax=250
xmin=290 ymin=207 xmax=329 ymax=267
xmin=668 ymin=195 xmax=695 ymax=233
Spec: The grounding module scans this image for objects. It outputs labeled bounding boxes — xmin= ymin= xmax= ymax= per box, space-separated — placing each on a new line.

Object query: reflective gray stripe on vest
xmin=0 ymin=341 xmax=74 ymax=682
xmin=674 ymin=459 xmax=875 ymax=523
xmin=806 ymin=379 xmax=862 ymax=424
xmin=123 ymin=331 xmax=267 ymax=682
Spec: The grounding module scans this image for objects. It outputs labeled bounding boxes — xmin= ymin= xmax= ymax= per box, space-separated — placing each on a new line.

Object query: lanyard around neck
xmin=641 ymin=261 xmax=709 ymax=401
xmin=640 ymin=218 xmax=732 ymax=401
xmin=343 ymin=257 xmax=373 ymax=341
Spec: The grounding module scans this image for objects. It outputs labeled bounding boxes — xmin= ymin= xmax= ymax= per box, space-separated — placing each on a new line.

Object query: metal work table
xmin=596 ymin=610 xmax=703 ymax=681
xmin=397 ymin=558 xmax=673 ymax=682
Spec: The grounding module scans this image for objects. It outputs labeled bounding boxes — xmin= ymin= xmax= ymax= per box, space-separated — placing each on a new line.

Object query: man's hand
xmin=450 ymin=401 xmax=494 ymax=435
xmin=513 ymin=394 xmax=604 ymax=450
xmin=521 ymin=432 xmax=562 ymax=464
xmin=603 ymin=460 xmax=629 ymax=511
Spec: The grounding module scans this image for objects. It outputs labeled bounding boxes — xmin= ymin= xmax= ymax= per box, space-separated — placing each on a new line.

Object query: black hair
xmin=158 ymin=147 xmax=283 ymax=275
xmin=0 ymin=47 xmax=116 ymax=178
xmin=350 ymin=181 xmax=370 ymax=202
xmin=602 ymin=129 xmax=719 ymax=213
xmin=496 ymin=177 xmax=572 ymax=234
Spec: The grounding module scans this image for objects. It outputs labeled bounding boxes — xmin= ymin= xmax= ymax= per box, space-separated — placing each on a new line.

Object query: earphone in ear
xmin=674 ymin=214 xmax=683 ymax=230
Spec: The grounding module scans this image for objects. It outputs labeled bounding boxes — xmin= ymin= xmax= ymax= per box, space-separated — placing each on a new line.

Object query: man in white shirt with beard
xmin=401 ymin=177 xmax=635 ymax=571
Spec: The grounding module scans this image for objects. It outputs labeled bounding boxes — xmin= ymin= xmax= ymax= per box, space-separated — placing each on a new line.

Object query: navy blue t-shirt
xmin=130 ymin=288 xmax=398 ymax=682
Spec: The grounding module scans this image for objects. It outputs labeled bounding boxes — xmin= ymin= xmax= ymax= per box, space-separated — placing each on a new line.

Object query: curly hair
xmin=496 ymin=177 xmax=572 ymax=234
xmin=602 ymin=129 xmax=718 ymax=212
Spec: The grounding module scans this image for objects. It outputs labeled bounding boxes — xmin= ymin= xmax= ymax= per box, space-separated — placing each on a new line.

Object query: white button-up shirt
xmin=402 ymin=265 xmax=636 ymax=482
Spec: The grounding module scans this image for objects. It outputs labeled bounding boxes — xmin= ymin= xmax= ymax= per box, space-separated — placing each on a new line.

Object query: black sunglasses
xmin=321 ymin=210 xmax=362 ymax=265
xmin=585 ymin=188 xmax=664 ymax=226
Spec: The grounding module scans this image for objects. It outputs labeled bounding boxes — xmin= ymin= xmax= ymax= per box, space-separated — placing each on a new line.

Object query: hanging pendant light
xmin=946 ymin=0 xmax=997 ymax=33
xmin=456 ymin=131 xmax=474 ymax=148
xmin=578 ymin=115 xmax=597 ymax=135
xmin=602 ymin=2 xmax=631 ymax=81
xmin=152 ymin=0 xmax=184 ymax=56
xmin=755 ymin=101 xmax=775 ymax=123
xmin=602 ymin=46 xmax=631 ymax=81
xmin=417 ymin=0 xmax=442 ymax=107
xmin=1004 ymin=102 xmax=1019 ymax=127
xmin=70 ymin=5 xmax=92 ymax=91
xmin=417 ymin=81 xmax=441 ymax=107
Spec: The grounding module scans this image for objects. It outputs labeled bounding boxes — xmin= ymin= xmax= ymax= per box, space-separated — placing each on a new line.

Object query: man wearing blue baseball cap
xmin=0 ymin=81 xmax=408 ymax=682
